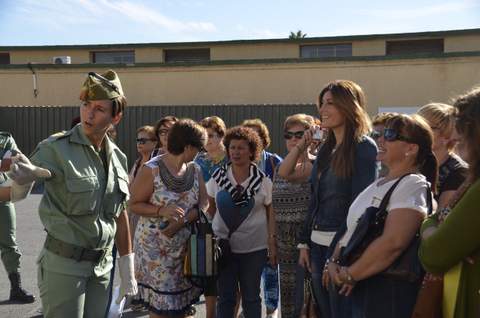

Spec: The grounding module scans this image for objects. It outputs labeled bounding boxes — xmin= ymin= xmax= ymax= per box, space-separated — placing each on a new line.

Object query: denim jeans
xmin=310 ymin=242 xmax=352 ymax=318
xmin=217 ymin=249 xmax=267 ymax=318
xmin=261 ymin=264 xmax=279 ymax=312
xmin=351 ymin=274 xmax=421 ymax=318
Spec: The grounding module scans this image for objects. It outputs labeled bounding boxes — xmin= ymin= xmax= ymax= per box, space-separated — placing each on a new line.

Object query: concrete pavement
xmin=0 ymin=194 xmax=209 ymax=318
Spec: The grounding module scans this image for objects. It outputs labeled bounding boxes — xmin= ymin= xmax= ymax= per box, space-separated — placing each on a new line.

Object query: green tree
xmin=289 ymin=30 xmax=307 ymax=39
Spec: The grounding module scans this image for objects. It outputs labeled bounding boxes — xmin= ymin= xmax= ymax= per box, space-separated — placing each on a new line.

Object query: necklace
xmin=157 ymin=158 xmax=195 ymax=193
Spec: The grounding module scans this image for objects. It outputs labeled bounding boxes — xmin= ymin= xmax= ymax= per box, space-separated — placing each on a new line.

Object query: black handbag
xmin=340 ymin=174 xmax=432 ymax=282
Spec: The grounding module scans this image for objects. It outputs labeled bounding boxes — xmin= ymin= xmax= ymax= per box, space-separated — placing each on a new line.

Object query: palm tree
xmin=289 ymin=30 xmax=307 ymax=39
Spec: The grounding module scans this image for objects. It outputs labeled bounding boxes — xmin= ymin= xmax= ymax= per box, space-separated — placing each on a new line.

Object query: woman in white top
xmin=206 ymin=126 xmax=276 ymax=318
xmin=324 ymin=114 xmax=437 ymax=318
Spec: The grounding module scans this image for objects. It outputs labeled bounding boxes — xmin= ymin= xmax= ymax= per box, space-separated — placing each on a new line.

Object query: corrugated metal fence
xmin=0 ymin=104 xmax=317 ymax=164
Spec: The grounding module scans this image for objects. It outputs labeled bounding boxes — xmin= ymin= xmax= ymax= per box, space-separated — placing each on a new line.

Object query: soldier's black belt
xmin=44 ymin=234 xmax=108 ymax=263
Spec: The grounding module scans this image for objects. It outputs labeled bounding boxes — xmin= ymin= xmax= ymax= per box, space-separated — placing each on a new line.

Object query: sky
xmin=0 ymin=0 xmax=479 ymax=46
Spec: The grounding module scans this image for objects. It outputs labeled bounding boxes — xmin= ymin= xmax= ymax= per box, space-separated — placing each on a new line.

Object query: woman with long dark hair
xmin=297 ymin=80 xmax=378 ymax=317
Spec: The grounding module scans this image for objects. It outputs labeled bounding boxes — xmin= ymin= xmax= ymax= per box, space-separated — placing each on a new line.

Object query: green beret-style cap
xmin=79 ymin=70 xmax=124 ymax=101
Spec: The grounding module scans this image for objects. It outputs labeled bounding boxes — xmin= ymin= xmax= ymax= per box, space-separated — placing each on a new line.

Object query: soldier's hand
xmin=8 ymin=153 xmax=51 ymax=185
xmin=116 ymin=253 xmax=138 ymax=304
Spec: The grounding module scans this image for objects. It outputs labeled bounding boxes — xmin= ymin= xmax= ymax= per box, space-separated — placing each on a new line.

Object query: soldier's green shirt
xmin=31 ymin=124 xmax=130 ymax=277
xmin=0 ymin=132 xmax=19 ymax=187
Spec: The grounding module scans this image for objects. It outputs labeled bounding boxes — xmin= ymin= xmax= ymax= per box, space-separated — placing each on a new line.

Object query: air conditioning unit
xmin=52 ymin=56 xmax=71 ymax=64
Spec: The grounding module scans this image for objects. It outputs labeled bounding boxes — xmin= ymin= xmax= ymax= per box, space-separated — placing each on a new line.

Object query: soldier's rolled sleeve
xmin=30 ymin=143 xmax=63 ymax=181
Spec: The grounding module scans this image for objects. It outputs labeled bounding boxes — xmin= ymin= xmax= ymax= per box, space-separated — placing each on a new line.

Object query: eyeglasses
xmin=370 ymin=130 xmax=382 ymax=140
xmin=284 ymin=130 xmax=305 ymax=140
xmin=383 ymin=128 xmax=411 ymax=142
xmin=208 ymin=133 xmax=219 ymax=139
xmin=136 ymin=138 xmax=156 ymax=144
xmin=158 ymin=129 xmax=169 ymax=136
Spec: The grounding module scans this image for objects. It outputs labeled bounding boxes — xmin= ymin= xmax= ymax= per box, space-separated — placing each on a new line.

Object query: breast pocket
xmin=66 ymin=176 xmax=99 ymax=215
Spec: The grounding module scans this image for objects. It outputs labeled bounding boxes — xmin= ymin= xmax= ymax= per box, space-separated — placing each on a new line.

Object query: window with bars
xmin=164 ymin=48 xmax=210 ymax=63
xmin=300 ymin=44 xmax=352 ymax=58
xmin=91 ymin=51 xmax=135 ymax=64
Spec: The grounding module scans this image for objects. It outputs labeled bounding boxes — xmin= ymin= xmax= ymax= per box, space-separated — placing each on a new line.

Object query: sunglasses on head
xmin=136 ymin=138 xmax=155 ymax=144
xmin=284 ymin=130 xmax=305 ymax=140
xmin=383 ymin=128 xmax=411 ymax=142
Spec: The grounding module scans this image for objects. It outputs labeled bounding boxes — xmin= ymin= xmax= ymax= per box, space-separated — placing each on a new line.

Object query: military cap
xmin=79 ymin=70 xmax=124 ymax=101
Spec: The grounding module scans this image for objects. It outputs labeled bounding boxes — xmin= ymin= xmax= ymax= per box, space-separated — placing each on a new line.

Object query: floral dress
xmin=134 ymin=155 xmax=202 ymax=316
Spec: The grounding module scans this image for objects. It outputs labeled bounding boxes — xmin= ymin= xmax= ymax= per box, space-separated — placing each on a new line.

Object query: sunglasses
xmin=383 ymin=128 xmax=411 ymax=142
xmin=284 ymin=130 xmax=305 ymax=140
xmin=136 ymin=138 xmax=156 ymax=144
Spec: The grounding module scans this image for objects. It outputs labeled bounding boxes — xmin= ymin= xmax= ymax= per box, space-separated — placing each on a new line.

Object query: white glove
xmin=8 ymin=153 xmax=51 ymax=185
xmin=10 ymin=181 xmax=34 ymax=202
xmin=116 ymin=253 xmax=138 ymax=304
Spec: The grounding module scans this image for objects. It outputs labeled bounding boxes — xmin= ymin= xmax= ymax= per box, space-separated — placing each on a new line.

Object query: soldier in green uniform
xmin=0 ymin=132 xmax=35 ymax=303
xmin=28 ymin=70 xmax=137 ymax=318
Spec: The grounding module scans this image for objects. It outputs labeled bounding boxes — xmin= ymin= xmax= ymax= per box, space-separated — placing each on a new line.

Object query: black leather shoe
xmin=9 ymin=272 xmax=35 ymax=303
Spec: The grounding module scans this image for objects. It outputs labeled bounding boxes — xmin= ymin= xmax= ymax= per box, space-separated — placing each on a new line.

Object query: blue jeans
xmin=351 ymin=274 xmax=421 ymax=318
xmin=310 ymin=243 xmax=352 ymax=318
xmin=262 ymin=264 xmax=279 ymax=312
xmin=217 ymin=249 xmax=267 ymax=318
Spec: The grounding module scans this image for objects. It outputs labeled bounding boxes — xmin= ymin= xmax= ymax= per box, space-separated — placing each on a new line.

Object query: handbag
xmin=184 ymin=209 xmax=219 ymax=288
xmin=340 ymin=174 xmax=431 ymax=282
xmin=300 ymin=274 xmax=319 ymax=318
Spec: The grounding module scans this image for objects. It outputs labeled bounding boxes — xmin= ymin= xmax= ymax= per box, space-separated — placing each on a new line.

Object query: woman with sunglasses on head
xmin=151 ymin=116 xmax=178 ymax=159
xmin=419 ymin=87 xmax=480 ymax=318
xmin=206 ymin=126 xmax=276 ymax=318
xmin=296 ymin=80 xmax=378 ymax=318
xmin=129 ymin=119 xmax=207 ymax=318
xmin=274 ymin=114 xmax=316 ymax=317
xmin=325 ymin=114 xmax=436 ymax=318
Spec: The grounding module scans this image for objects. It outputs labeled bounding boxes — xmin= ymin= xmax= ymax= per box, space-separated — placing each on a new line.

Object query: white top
xmin=206 ymin=166 xmax=272 ymax=253
xmin=339 ymin=174 xmax=430 ymax=247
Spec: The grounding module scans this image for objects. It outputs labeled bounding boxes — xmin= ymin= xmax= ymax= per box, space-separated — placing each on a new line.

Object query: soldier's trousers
xmin=0 ymin=202 xmax=21 ymax=274
xmin=37 ymin=264 xmax=110 ymax=318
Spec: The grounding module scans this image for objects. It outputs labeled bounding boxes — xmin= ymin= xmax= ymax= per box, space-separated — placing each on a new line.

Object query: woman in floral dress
xmin=130 ymin=119 xmax=207 ymax=318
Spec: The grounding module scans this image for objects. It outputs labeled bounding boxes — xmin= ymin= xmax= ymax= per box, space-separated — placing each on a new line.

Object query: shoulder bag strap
xmin=376 ymin=173 xmax=415 ymax=220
